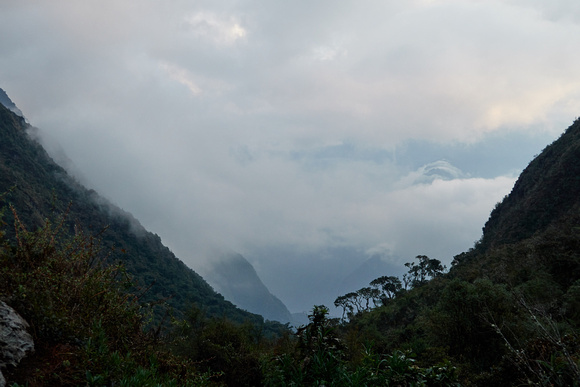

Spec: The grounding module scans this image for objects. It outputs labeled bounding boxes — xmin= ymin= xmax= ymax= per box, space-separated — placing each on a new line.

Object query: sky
xmin=2 ymin=0 xmax=580 ymax=313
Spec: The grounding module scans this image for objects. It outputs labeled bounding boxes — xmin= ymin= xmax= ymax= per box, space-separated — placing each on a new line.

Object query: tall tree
xmin=370 ymin=275 xmax=403 ymax=303
xmin=404 ymin=255 xmax=445 ymax=288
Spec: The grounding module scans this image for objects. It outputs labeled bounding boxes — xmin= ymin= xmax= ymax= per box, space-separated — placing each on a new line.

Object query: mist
xmin=2 ymin=0 xmax=579 ymax=312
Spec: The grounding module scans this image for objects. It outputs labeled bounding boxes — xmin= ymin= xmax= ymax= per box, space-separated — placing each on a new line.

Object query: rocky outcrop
xmin=0 ymin=301 xmax=34 ymax=387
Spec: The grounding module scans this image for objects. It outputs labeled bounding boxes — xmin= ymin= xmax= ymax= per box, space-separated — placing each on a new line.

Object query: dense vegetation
xmin=0 ymin=203 xmax=261 ymax=385
xmin=1 ymin=100 xmax=579 ymax=385
xmin=0 ymin=204 xmax=464 ymax=386
xmin=326 ymin=120 xmax=580 ymax=385
xmin=335 ymin=246 xmax=580 ymax=385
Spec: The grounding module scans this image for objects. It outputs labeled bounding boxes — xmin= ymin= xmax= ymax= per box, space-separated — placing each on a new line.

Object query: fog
xmin=2 ymin=0 xmax=579 ymax=312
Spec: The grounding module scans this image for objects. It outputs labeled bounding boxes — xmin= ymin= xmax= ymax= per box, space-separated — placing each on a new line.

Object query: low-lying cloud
xmin=1 ymin=0 xmax=578 ymax=311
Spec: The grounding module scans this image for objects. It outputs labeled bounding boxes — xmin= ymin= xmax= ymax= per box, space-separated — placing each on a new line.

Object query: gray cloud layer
xmin=1 ymin=0 xmax=579 ymax=311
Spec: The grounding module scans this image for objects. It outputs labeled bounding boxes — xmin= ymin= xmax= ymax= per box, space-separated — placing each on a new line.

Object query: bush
xmin=261 ymin=305 xmax=460 ymax=386
xmin=0 ymin=206 xmax=215 ymax=386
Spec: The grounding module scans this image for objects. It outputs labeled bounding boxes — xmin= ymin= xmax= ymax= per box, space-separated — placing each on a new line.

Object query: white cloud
xmin=1 ymin=0 xmax=577 ymax=311
xmin=376 ymin=174 xmax=515 ymax=262
xmin=312 ymin=43 xmax=348 ymax=62
xmin=184 ymin=11 xmax=247 ymax=45
xmin=161 ymin=62 xmax=202 ymax=95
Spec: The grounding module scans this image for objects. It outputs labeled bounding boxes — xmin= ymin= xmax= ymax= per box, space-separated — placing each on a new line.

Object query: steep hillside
xmin=335 ymin=118 xmax=580 ymax=385
xmin=0 ymin=98 xmax=266 ymax=326
xmin=480 ymin=118 xmax=580 ymax=249
xmin=202 ymin=252 xmax=293 ymax=324
xmin=449 ymin=117 xmax=580 ymax=290
xmin=0 ymin=88 xmax=23 ymax=117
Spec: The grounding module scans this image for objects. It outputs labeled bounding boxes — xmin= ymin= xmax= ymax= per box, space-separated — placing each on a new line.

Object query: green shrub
xmin=0 ymin=206 xmax=215 ymax=386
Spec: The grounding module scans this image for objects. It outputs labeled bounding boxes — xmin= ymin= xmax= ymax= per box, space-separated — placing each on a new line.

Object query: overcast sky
xmin=2 ymin=0 xmax=580 ymax=312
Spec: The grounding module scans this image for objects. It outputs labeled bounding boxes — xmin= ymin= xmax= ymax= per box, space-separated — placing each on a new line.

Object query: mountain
xmin=479 ymin=118 xmax=580 ymax=250
xmin=0 ymin=89 xmax=23 ymax=117
xmin=201 ymin=252 xmax=293 ymax=324
xmin=0 ymin=89 xmax=272 ymax=327
xmin=337 ymin=118 xmax=580 ymax=385
xmin=450 ymin=117 xmax=580 ymax=293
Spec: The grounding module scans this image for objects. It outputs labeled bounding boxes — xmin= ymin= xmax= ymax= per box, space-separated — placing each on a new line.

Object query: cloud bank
xmin=1 ymin=0 xmax=579 ymax=311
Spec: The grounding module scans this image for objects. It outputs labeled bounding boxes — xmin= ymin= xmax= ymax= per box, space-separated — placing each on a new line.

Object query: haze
xmin=2 ymin=0 xmax=580 ymax=312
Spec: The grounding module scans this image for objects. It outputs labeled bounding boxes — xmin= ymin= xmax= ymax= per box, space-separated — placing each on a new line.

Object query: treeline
xmin=2 ymin=202 xmax=580 ymax=385
xmin=328 ymin=226 xmax=580 ymax=385
xmin=334 ymin=255 xmax=445 ymax=319
xmin=0 ymin=205 xmax=462 ymax=386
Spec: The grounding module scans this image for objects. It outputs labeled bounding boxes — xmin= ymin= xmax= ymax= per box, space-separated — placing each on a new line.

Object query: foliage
xmin=1 ymin=205 xmax=139 ymax=347
xmin=370 ymin=275 xmax=403 ymax=301
xmin=261 ymin=305 xmax=460 ymax=386
xmin=169 ymin=304 xmax=265 ymax=386
xmin=334 ymin=225 xmax=580 ymax=385
xmin=334 ymin=255 xmax=443 ymax=321
xmin=403 ymin=255 xmax=446 ymax=289
xmin=0 ymin=206 xmax=218 ymax=386
xmin=425 ymin=278 xmax=521 ymax=368
xmin=493 ymin=298 xmax=580 ymax=387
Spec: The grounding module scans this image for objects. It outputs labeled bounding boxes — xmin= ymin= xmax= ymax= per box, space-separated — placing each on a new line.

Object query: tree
xmin=404 ymin=255 xmax=446 ymax=288
xmin=334 ymin=294 xmax=354 ymax=321
xmin=357 ymin=287 xmax=381 ymax=311
xmin=370 ymin=275 xmax=403 ymax=303
xmin=345 ymin=291 xmax=364 ymax=314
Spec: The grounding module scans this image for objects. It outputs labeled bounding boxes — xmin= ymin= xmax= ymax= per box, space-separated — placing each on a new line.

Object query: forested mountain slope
xmin=0 ymin=99 xmax=267 ymax=326
xmin=337 ymin=119 xmax=580 ymax=385
xmin=480 ymin=118 xmax=580 ymax=249
xmin=451 ymin=118 xmax=580 ymax=289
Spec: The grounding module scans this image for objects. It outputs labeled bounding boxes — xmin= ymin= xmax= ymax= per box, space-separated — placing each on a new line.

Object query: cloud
xmin=1 ymin=0 xmax=578 ymax=311
xmin=184 ymin=12 xmax=247 ymax=45
xmin=161 ymin=62 xmax=203 ymax=95
xmin=376 ymin=173 xmax=515 ymax=261
xmin=246 ymin=166 xmax=515 ymax=311
xmin=503 ymin=0 xmax=580 ymax=24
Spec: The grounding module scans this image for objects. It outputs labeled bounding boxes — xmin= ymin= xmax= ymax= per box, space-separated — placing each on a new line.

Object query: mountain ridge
xmin=202 ymin=252 xmax=293 ymax=324
xmin=480 ymin=118 xmax=580 ymax=250
xmin=0 ymin=88 xmax=23 ymax=117
xmin=0 ymin=91 xmax=280 ymax=328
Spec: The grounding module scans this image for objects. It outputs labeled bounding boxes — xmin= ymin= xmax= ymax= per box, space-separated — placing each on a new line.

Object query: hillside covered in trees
xmin=0 ymin=91 xmax=579 ymax=385
xmin=330 ymin=119 xmax=580 ymax=385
